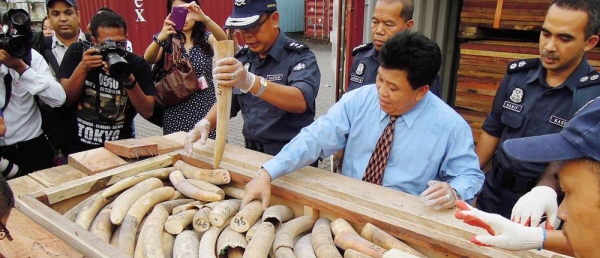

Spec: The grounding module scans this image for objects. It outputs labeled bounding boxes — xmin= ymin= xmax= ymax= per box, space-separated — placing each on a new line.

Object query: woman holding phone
xmin=144 ymin=0 xmax=227 ymax=135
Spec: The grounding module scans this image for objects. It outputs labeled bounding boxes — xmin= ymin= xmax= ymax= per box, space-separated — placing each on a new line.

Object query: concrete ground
xmin=134 ymin=37 xmax=335 ymax=170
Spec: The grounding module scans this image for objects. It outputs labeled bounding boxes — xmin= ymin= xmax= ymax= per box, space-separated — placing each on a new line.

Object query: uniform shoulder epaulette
xmin=285 ymin=40 xmax=309 ymax=52
xmin=506 ymin=58 xmax=539 ymax=74
xmin=234 ymin=45 xmax=249 ymax=58
xmin=352 ymin=43 xmax=373 ymax=56
xmin=576 ymin=70 xmax=600 ymax=88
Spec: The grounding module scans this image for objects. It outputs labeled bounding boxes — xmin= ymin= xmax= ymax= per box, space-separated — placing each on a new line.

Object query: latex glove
xmin=455 ymin=200 xmax=546 ymax=251
xmin=419 ymin=180 xmax=456 ymax=210
xmin=184 ymin=119 xmax=211 ymax=156
xmin=511 ymin=186 xmax=558 ymax=229
xmin=241 ymin=168 xmax=272 ymax=210
xmin=212 ymin=57 xmax=255 ymax=92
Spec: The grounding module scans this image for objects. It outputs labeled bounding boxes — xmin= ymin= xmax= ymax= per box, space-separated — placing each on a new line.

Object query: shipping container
xmin=278 ymin=0 xmax=304 ymax=34
xmin=78 ymin=0 xmax=234 ymax=56
xmin=305 ymin=0 xmax=334 ymax=39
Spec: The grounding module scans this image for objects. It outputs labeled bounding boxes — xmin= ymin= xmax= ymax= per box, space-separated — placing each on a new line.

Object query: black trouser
xmin=0 ymin=134 xmax=54 ymax=179
xmin=476 ymin=166 xmax=538 ymax=219
xmin=245 ymin=140 xmax=319 ymax=168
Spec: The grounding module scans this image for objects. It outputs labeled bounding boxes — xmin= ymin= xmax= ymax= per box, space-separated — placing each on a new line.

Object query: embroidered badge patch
xmin=293 ymin=63 xmax=306 ymax=71
xmin=356 ymin=63 xmax=365 ymax=75
xmin=510 ymin=88 xmax=524 ymax=103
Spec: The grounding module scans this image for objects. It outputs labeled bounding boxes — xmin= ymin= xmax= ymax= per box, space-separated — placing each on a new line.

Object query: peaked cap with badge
xmin=225 ymin=0 xmax=277 ymax=29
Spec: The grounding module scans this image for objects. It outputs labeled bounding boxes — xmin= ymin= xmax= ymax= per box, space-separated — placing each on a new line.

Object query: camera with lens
xmin=0 ymin=9 xmax=32 ymax=59
xmin=92 ymin=39 xmax=131 ymax=81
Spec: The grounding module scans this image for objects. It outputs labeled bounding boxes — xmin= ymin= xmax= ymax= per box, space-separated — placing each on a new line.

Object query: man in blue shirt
xmin=475 ymin=0 xmax=600 ymax=220
xmin=185 ymin=0 xmax=320 ymax=160
xmin=348 ymin=0 xmax=442 ymax=97
xmin=241 ymin=31 xmax=484 ymax=210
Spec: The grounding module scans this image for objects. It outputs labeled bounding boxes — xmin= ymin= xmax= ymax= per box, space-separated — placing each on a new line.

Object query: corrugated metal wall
xmin=305 ymin=0 xmax=333 ymax=39
xmin=277 ymin=0 xmax=304 ymax=33
xmin=77 ymin=0 xmax=234 ymax=56
xmin=360 ymin=0 xmax=461 ymax=101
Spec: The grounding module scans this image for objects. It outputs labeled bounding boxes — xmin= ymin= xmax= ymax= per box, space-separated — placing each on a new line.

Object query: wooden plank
xmin=28 ymin=165 xmax=88 ymax=188
xmin=36 ymin=153 xmax=174 ymax=205
xmin=16 ymin=195 xmax=124 ymax=258
xmin=142 ymin=135 xmax=183 ymax=154
xmin=3 ymin=176 xmax=84 ymax=258
xmin=68 ymin=147 xmax=128 ymax=175
xmin=104 ymin=139 xmax=159 ymax=159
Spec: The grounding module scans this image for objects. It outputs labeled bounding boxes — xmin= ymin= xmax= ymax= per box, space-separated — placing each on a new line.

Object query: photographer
xmin=56 ymin=11 xmax=155 ymax=156
xmin=0 ymin=11 xmax=67 ymax=178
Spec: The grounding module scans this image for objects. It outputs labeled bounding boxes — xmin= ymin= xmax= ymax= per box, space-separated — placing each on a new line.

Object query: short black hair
xmin=89 ymin=11 xmax=127 ymax=38
xmin=97 ymin=7 xmax=115 ymax=14
xmin=551 ymin=0 xmax=600 ymax=38
xmin=0 ymin=176 xmax=14 ymax=220
xmin=379 ymin=31 xmax=441 ymax=90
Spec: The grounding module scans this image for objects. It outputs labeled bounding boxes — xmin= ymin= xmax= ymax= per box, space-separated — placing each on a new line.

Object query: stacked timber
xmin=459 ymin=0 xmax=550 ymax=38
xmin=456 ymin=40 xmax=600 ymax=142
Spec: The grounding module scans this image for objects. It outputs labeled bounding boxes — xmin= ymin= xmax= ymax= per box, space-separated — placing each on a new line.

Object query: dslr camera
xmin=92 ymin=39 xmax=131 ymax=81
xmin=0 ymin=9 xmax=32 ymax=59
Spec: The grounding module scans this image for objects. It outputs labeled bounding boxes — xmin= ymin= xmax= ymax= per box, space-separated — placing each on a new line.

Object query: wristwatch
xmin=123 ymin=79 xmax=137 ymax=90
xmin=252 ymin=77 xmax=268 ymax=97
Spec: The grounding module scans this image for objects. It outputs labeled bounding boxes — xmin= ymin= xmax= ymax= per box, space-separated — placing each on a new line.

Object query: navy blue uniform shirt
xmin=347 ymin=43 xmax=443 ymax=97
xmin=483 ymin=57 xmax=600 ymax=178
xmin=232 ymin=32 xmax=321 ymax=144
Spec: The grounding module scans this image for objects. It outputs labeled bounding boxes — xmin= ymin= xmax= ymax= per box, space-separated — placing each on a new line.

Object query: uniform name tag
xmin=503 ymin=101 xmax=523 ymax=113
xmin=267 ymin=74 xmax=284 ymax=81
xmin=549 ymin=116 xmax=567 ymax=127
xmin=350 ymin=75 xmax=364 ymax=84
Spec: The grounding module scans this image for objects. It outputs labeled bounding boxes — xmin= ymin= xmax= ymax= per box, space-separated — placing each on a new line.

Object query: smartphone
xmin=171 ymin=6 xmax=188 ymax=31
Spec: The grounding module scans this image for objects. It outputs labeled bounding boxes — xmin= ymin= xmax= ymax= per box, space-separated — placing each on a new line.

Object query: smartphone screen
xmin=171 ymin=6 xmax=188 ymax=31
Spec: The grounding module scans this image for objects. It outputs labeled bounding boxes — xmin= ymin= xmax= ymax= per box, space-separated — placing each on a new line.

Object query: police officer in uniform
xmin=347 ymin=0 xmax=442 ymax=97
xmin=185 ymin=0 xmax=320 ymax=164
xmin=475 ymin=0 xmax=600 ymax=219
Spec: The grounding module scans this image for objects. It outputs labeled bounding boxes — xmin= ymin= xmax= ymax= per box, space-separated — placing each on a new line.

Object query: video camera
xmin=92 ymin=39 xmax=131 ymax=81
xmin=0 ymin=9 xmax=32 ymax=59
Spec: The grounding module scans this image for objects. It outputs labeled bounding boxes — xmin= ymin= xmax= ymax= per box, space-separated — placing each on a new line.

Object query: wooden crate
xmin=15 ymin=138 xmax=565 ymax=257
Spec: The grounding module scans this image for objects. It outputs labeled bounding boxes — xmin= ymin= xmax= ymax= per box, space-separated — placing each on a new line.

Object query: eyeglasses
xmin=235 ymin=12 xmax=272 ymax=35
xmin=0 ymin=221 xmax=12 ymax=241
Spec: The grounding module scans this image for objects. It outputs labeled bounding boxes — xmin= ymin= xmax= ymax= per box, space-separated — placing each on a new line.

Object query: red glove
xmin=455 ymin=200 xmax=546 ymax=251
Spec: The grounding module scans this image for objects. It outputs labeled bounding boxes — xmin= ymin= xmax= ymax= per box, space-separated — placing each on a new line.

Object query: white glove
xmin=419 ymin=180 xmax=457 ymax=210
xmin=455 ymin=200 xmax=546 ymax=251
xmin=511 ymin=186 xmax=558 ymax=229
xmin=185 ymin=119 xmax=211 ymax=156
xmin=212 ymin=57 xmax=255 ymax=92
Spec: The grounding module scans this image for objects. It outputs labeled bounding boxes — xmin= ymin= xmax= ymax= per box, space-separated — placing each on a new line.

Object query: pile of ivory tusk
xmin=63 ymin=160 xmax=426 ymax=258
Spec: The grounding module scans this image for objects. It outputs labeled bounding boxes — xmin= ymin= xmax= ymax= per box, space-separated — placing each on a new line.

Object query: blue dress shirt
xmin=263 ymin=85 xmax=484 ymax=201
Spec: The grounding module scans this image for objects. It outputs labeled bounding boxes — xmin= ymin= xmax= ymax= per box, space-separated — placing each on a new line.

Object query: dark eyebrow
xmin=541 ymin=27 xmax=575 ymax=40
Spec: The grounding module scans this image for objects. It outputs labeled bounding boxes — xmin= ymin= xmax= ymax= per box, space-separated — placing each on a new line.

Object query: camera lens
xmin=106 ymin=52 xmax=130 ymax=80
xmin=10 ymin=11 xmax=28 ymax=25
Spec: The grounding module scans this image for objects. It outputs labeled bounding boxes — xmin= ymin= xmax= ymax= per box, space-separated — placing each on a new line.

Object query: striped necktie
xmin=362 ymin=115 xmax=398 ymax=185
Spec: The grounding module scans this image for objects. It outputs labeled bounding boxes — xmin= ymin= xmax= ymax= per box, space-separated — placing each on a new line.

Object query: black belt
xmin=494 ymin=168 xmax=538 ymax=193
xmin=245 ymin=140 xmax=287 ymax=155
xmin=0 ymin=134 xmax=49 ymax=154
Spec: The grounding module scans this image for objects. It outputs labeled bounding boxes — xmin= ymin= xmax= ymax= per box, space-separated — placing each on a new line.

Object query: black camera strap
xmin=2 ymin=73 xmax=12 ymax=112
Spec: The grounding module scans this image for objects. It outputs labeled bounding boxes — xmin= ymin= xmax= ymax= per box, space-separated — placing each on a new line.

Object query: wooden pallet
xmin=455 ymin=40 xmax=600 ymax=142
xmin=14 ymin=136 xmax=566 ymax=257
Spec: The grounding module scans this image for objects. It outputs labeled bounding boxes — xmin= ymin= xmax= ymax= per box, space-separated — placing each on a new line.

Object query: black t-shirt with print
xmin=57 ymin=42 xmax=156 ymax=155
